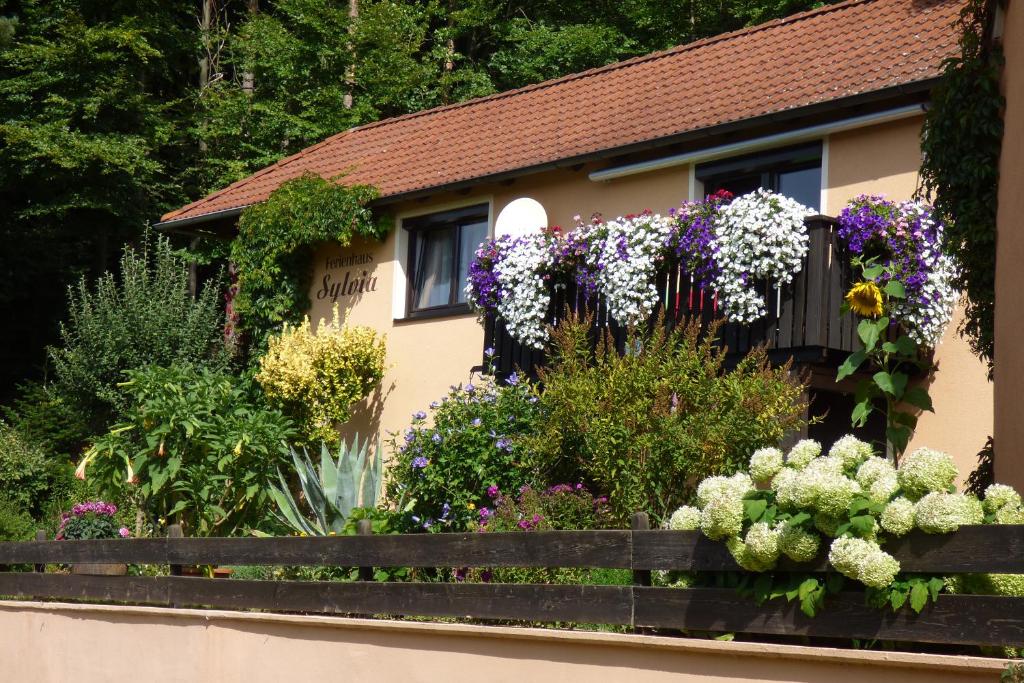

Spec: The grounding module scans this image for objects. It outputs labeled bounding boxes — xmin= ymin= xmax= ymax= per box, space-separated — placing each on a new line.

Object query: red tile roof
xmin=160 ymin=0 xmax=961 ymax=225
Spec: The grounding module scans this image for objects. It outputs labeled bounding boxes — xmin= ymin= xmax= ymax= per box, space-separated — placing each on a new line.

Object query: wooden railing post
xmin=356 ymin=519 xmax=374 ymax=581
xmin=630 ymin=512 xmax=651 ymax=587
xmin=33 ymin=529 xmax=47 ymax=574
xmin=167 ymin=524 xmax=183 ymax=577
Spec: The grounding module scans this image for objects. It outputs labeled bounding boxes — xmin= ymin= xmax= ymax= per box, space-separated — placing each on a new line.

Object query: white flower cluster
xmin=828 ymin=537 xmax=900 ymax=588
xmin=897 ymin=447 xmax=959 ymax=500
xmin=712 ymin=189 xmax=814 ymax=323
xmin=492 ymin=235 xmax=554 ymax=349
xmin=888 ymin=203 xmax=958 ymax=347
xmin=587 ymin=214 xmax=674 ymax=327
xmin=665 ymin=437 xmax=1024 ymax=591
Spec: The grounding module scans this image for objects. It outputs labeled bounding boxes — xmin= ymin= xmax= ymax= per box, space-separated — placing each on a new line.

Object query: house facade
xmin=159 ymin=0 xmax=992 ymax=479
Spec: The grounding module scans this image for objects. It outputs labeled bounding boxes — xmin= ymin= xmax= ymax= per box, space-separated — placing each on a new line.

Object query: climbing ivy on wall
xmin=231 ymin=173 xmax=391 ymax=350
xmin=918 ymin=0 xmax=1003 ymax=368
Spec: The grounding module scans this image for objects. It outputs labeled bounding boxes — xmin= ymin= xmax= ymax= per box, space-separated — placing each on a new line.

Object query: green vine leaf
xmin=909 ymin=582 xmax=929 ymax=613
xmin=903 ymin=386 xmax=934 ymax=412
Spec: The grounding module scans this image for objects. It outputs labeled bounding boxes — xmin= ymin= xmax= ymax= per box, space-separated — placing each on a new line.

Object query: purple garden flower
xmin=505 ymin=372 xmax=519 ymax=386
xmin=431 ymin=433 xmax=442 ymax=444
xmin=412 ymin=410 xmax=427 ymax=420
xmin=411 ymin=456 xmax=429 ymax=470
xmin=486 ymin=485 xmax=500 ymax=498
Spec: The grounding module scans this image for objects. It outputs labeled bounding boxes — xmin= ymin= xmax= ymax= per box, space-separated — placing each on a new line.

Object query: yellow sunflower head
xmin=846 ymin=281 xmax=884 ymax=318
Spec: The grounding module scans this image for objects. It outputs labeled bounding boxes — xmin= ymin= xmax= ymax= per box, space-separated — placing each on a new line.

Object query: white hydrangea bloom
xmin=666 ymin=505 xmax=701 ymax=531
xmin=983 ymin=484 xmax=1023 ymax=514
xmin=749 ymin=447 xmax=784 ymax=484
xmin=813 ymin=513 xmax=844 ymax=537
xmin=492 ymin=235 xmax=555 ymax=349
xmin=880 ymin=496 xmax=915 ymax=536
xmin=856 ymin=456 xmax=897 ymax=489
xmin=777 ymin=521 xmax=821 ymax=562
xmin=828 ymin=537 xmax=900 ymax=589
xmin=743 ymin=522 xmax=781 ymax=568
xmin=897 ymin=447 xmax=958 ymax=500
xmin=914 ymin=492 xmax=984 ymax=534
xmin=994 ymin=505 xmax=1024 ymax=525
xmin=695 ymin=472 xmax=753 ymax=508
xmin=785 ymin=439 xmax=821 ymax=469
xmin=699 ymin=496 xmax=744 ymax=540
xmin=828 ymin=435 xmax=874 ymax=470
xmin=712 ymin=189 xmax=813 ymax=323
xmin=867 ymin=472 xmax=899 ymax=504
xmin=806 ymin=470 xmax=861 ymax=518
xmin=773 ymin=467 xmax=815 ymax=511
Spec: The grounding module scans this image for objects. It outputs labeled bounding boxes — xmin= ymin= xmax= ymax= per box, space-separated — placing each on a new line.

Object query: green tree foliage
xmin=49 ymin=233 xmax=228 ymax=434
xmin=527 ymin=314 xmax=807 ymax=524
xmin=918 ymin=0 xmax=1002 ymax=367
xmin=0 ymin=0 xmax=837 ymax=399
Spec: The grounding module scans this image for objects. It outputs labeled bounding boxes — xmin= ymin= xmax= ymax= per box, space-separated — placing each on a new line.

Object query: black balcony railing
xmin=482 ymin=216 xmax=861 ymax=378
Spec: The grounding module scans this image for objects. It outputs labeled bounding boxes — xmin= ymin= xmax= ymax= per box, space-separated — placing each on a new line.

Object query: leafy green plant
xmin=837 ymin=264 xmax=934 ymax=459
xmin=384 ymin=368 xmax=542 ymax=532
xmin=270 ymin=435 xmax=384 ymax=536
xmin=256 ymin=306 xmax=387 ymax=445
xmin=48 ymin=232 xmax=228 ymax=433
xmin=918 ymin=0 xmax=1002 ymax=367
xmin=0 ymin=498 xmax=38 ymax=542
xmin=529 ymin=314 xmax=807 ymax=524
xmin=231 ymin=173 xmax=390 ymax=348
xmin=0 ymin=421 xmax=52 ymax=517
xmin=56 ymin=501 xmax=127 ymax=540
xmin=80 ymin=363 xmax=296 ymax=537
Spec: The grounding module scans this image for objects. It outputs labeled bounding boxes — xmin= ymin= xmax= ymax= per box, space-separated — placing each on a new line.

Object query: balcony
xmin=482 ymin=216 xmax=861 ymax=377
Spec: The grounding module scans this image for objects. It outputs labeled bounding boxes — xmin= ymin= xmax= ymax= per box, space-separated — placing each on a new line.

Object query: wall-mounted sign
xmin=316 ymin=252 xmax=378 ymax=303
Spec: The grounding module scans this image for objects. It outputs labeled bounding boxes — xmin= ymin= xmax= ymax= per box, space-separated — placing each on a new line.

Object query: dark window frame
xmin=403 ymin=203 xmax=489 ymax=319
xmin=696 ymin=142 xmax=823 ymax=211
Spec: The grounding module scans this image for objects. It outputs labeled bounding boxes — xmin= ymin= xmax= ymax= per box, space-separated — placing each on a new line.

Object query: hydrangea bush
xmin=667 ymin=436 xmax=1024 ymax=614
xmin=467 ymin=190 xmax=814 ymax=347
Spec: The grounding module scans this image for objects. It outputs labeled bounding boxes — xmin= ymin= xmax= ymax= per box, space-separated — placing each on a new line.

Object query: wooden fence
xmin=482 ymin=216 xmax=861 ymax=379
xmin=1 ymin=519 xmax=1023 ymax=648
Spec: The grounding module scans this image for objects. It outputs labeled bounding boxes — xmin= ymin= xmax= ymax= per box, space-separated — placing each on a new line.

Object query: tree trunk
xmin=344 ymin=0 xmax=358 ymax=109
xmin=242 ymin=0 xmax=259 ymax=94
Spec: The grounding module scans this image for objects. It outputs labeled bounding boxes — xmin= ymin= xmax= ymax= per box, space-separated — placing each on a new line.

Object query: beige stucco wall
xmin=310 ymin=116 xmax=992 ymax=479
xmin=0 ymin=601 xmax=1006 ymax=683
xmin=995 ymin=0 xmax=1024 ymax=492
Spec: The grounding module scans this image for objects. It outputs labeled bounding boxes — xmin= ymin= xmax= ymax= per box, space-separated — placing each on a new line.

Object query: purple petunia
xmin=412 ymin=456 xmax=429 ymax=470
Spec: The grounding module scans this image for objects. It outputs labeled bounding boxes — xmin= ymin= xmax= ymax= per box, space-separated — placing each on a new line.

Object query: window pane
xmin=413 ymin=227 xmax=455 ymax=309
xmin=456 ymin=221 xmax=489 ymax=303
xmin=779 ymin=166 xmax=821 ymax=211
xmin=704 ymin=173 xmax=762 ymax=199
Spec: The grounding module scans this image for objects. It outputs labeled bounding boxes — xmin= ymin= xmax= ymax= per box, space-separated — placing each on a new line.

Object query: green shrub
xmin=48 ymin=232 xmax=229 ymax=432
xmin=527 ymin=314 xmax=807 ymax=525
xmin=384 ymin=372 xmax=542 ymax=532
xmin=0 ymin=497 xmax=38 ymax=542
xmin=80 ymin=363 xmax=296 ymax=537
xmin=2 ymin=381 xmax=92 ymax=461
xmin=465 ymin=484 xmax=626 ymax=587
xmin=0 ymin=422 xmax=55 ymax=517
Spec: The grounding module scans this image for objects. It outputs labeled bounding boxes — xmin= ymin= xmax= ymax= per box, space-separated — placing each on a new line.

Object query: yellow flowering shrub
xmin=257 ymin=305 xmax=386 ymax=444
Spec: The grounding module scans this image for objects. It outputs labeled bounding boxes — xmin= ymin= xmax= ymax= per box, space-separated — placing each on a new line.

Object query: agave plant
xmin=269 ymin=434 xmax=383 ymax=535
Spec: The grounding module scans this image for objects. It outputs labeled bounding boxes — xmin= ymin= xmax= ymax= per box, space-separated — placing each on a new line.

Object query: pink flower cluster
xmin=69 ymin=501 xmax=117 ymax=517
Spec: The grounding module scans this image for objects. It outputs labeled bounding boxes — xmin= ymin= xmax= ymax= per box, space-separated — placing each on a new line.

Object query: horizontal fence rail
xmin=2 ymin=523 xmax=1023 ymax=647
xmin=482 ymin=216 xmax=861 ymax=379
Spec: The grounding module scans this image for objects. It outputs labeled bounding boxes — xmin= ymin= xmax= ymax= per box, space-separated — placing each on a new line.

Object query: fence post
xmin=33 ymin=529 xmax=47 ymax=574
xmin=630 ymin=512 xmax=651 ymax=587
xmin=356 ymin=519 xmax=374 ymax=582
xmin=167 ymin=524 xmax=183 ymax=577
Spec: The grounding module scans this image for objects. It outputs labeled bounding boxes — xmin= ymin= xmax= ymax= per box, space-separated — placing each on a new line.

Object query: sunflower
xmin=846 ymin=281 xmax=884 ymax=318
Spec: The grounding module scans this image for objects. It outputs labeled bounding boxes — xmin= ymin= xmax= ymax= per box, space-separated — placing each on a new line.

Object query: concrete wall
xmin=0 ymin=601 xmax=1006 ymax=683
xmin=308 ymin=116 xmax=992 ymax=478
xmin=995 ymin=0 xmax=1024 ymax=492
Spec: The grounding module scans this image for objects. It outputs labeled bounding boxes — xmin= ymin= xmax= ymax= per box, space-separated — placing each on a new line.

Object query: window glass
xmin=778 ymin=166 xmax=822 ymax=211
xmin=413 ymin=227 xmax=455 ymax=309
xmin=696 ymin=143 xmax=822 ymax=211
xmin=456 ymin=221 xmax=488 ymax=303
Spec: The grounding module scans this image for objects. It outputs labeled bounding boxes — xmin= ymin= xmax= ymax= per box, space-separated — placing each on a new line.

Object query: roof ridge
xmin=344 ymin=0 xmax=881 ymax=136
